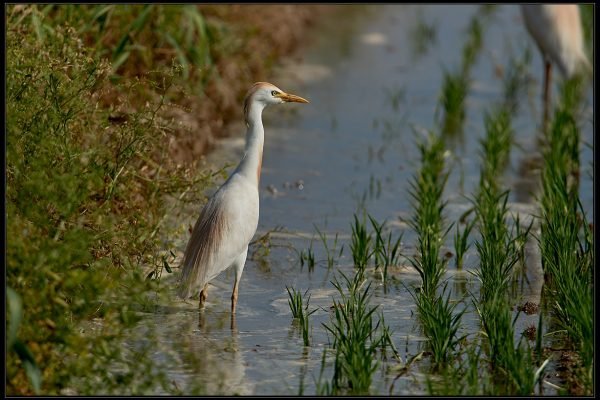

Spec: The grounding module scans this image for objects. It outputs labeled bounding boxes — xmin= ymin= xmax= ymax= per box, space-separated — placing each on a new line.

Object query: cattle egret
xmin=520 ymin=5 xmax=590 ymax=128
xmin=178 ymin=82 xmax=309 ymax=313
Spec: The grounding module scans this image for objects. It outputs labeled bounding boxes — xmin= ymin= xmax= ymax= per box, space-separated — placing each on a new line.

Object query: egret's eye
xmin=271 ymin=90 xmax=279 ymax=96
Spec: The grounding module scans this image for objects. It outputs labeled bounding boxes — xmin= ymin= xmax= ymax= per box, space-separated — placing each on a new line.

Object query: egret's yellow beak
xmin=278 ymin=92 xmax=309 ymax=104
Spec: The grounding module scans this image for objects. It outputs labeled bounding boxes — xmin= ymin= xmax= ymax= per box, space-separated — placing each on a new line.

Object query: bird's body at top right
xmin=520 ymin=4 xmax=591 ymax=130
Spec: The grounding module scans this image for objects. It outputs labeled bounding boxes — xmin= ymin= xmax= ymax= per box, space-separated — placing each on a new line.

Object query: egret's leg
xmin=543 ymin=60 xmax=552 ymax=134
xmin=230 ymin=246 xmax=249 ymax=314
xmin=230 ymin=313 xmax=237 ymax=331
xmin=199 ymin=283 xmax=209 ymax=309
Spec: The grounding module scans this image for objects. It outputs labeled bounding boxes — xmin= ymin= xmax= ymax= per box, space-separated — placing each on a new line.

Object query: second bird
xmin=178 ymin=82 xmax=309 ymax=313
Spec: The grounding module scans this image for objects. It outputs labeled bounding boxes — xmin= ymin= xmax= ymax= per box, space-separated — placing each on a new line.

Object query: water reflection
xmin=178 ymin=309 xmax=250 ymax=395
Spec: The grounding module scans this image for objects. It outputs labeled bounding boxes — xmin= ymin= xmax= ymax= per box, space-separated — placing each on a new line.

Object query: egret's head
xmin=243 ymin=82 xmax=309 ymax=122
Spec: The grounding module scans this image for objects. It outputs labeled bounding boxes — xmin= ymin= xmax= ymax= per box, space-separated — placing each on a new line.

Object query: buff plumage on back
xmin=177 ymin=196 xmax=227 ymax=298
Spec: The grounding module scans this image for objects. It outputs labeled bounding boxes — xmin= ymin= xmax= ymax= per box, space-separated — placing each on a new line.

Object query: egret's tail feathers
xmin=177 ymin=274 xmax=194 ymax=299
xmin=176 ymin=196 xmax=226 ymax=300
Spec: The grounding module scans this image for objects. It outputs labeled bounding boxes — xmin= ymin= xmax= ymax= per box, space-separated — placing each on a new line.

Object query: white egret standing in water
xmin=520 ymin=4 xmax=590 ymax=128
xmin=178 ymin=82 xmax=309 ymax=313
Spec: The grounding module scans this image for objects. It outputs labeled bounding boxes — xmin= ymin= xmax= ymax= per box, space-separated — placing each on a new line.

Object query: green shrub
xmin=6 ymin=15 xmax=211 ymax=395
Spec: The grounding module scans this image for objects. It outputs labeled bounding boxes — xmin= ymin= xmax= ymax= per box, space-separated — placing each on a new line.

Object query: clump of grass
xmin=350 ymin=214 xmax=374 ymax=271
xmin=472 ymin=187 xmax=522 ymax=299
xmin=538 ymin=100 xmax=593 ymax=393
xmin=439 ymin=70 xmax=469 ymax=136
xmin=299 ymin=239 xmax=316 ymax=272
xmin=315 ymin=224 xmax=344 ymax=269
xmin=369 ymin=215 xmax=403 ymax=285
xmin=409 ymin=284 xmax=466 ymax=367
xmin=480 ymin=108 xmax=514 ymax=180
xmin=407 ymin=132 xmax=450 ymax=296
xmin=438 ymin=13 xmax=488 ymax=137
xmin=453 ymin=219 xmax=474 ymax=269
xmin=461 ymin=18 xmax=483 ymax=76
xmin=322 ymin=269 xmax=386 ymax=395
xmin=405 ymin=131 xmax=466 ymax=368
xmin=501 ymin=47 xmax=532 ymax=115
xmin=426 ymin=340 xmax=495 ymax=395
xmin=471 ymin=104 xmax=545 ymax=395
xmin=475 ymin=293 xmax=544 ymax=395
xmin=286 ymin=286 xmax=317 ymax=346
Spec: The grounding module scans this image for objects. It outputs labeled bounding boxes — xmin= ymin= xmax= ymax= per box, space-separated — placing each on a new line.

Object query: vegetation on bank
xmin=6 ymin=4 xmax=324 ymax=395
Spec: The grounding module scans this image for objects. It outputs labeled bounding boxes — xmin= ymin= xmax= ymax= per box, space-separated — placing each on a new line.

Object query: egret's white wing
xmin=178 ymin=176 xmax=259 ymax=298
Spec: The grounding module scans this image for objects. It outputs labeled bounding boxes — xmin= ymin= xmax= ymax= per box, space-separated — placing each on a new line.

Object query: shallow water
xmin=135 ymin=5 xmax=593 ymax=395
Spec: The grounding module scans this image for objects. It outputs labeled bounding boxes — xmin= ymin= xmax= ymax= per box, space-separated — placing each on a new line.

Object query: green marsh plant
xmin=286 ymin=286 xmax=317 ymax=346
xmin=299 ymin=239 xmax=316 ymax=272
xmin=538 ymin=103 xmax=593 ymax=393
xmin=323 ymin=270 xmax=385 ymax=394
xmin=369 ymin=215 xmax=403 ymax=285
xmin=409 ymin=284 xmax=466 ymax=367
xmin=453 ymin=219 xmax=475 ymax=269
xmin=350 ymin=214 xmax=374 ymax=271
xmin=315 ymin=224 xmax=344 ymax=270
xmin=407 ymin=132 xmax=450 ymax=296
xmin=471 ymin=104 xmax=545 ymax=395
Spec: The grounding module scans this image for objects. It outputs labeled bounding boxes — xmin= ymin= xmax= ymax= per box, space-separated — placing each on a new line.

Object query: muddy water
xmin=137 ymin=5 xmax=593 ymax=395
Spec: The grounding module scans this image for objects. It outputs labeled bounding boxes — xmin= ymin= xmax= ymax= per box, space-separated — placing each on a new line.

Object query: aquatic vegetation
xmin=480 ymin=109 xmax=514 ymax=179
xmin=470 ymin=102 xmax=546 ymax=395
xmin=438 ymin=12 xmax=489 ymax=137
xmin=407 ymin=133 xmax=450 ymax=296
xmin=299 ymin=239 xmax=316 ymax=272
xmin=323 ymin=270 xmax=385 ymax=395
xmin=315 ymin=224 xmax=344 ymax=270
xmin=453 ymin=219 xmax=474 ymax=269
xmin=461 ymin=18 xmax=483 ymax=76
xmin=405 ymin=130 xmax=466 ymax=369
xmin=426 ymin=340 xmax=495 ymax=395
xmin=501 ymin=47 xmax=533 ymax=115
xmin=538 ymin=94 xmax=593 ymax=393
xmin=286 ymin=286 xmax=317 ymax=346
xmin=409 ymin=284 xmax=466 ymax=367
xmin=439 ymin=70 xmax=469 ymax=136
xmin=350 ymin=214 xmax=374 ymax=271
xmin=369 ymin=215 xmax=403 ymax=285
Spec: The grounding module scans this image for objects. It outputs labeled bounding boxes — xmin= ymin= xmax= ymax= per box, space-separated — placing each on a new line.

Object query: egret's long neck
xmin=236 ymin=102 xmax=265 ymax=186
